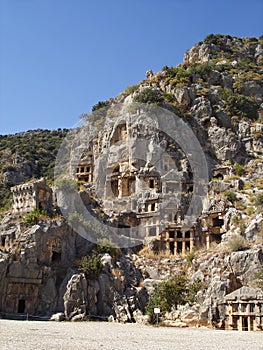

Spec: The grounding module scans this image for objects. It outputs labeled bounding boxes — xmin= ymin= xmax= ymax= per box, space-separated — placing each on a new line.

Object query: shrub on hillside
xmin=134 ymin=88 xmax=164 ymax=105
xmin=92 ymin=100 xmax=110 ymax=112
xmin=233 ymin=163 xmax=245 ymax=176
xmin=227 ymin=235 xmax=246 ymax=252
xmin=23 ymin=208 xmax=49 ymax=225
xmin=79 ymin=254 xmax=103 ymax=279
xmin=203 ymin=34 xmax=232 ymax=45
xmin=224 ymin=190 xmax=237 ymax=203
xmin=145 ymin=275 xmax=188 ymax=323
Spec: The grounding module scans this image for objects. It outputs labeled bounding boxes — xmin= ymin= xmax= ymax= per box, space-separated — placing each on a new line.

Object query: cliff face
xmin=0 ymin=34 xmax=263 ymax=327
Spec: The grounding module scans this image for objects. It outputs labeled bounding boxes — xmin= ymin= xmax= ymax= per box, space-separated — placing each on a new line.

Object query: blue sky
xmin=0 ymin=0 xmax=262 ymax=135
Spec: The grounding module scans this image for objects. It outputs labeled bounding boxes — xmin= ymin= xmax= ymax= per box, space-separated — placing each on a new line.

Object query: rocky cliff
xmin=0 ymin=34 xmax=262 ymax=328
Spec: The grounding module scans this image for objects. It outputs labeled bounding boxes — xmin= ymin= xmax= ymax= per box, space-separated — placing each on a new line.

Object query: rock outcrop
xmin=0 ymin=34 xmax=263 ymax=329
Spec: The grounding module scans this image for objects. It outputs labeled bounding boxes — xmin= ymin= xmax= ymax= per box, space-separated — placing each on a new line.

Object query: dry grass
xmin=227 ymin=235 xmax=247 ymax=252
xmin=138 ymin=246 xmax=174 ymax=260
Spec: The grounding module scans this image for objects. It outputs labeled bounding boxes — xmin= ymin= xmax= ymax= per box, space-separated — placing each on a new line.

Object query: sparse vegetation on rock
xmin=0 ymin=34 xmax=263 ymax=329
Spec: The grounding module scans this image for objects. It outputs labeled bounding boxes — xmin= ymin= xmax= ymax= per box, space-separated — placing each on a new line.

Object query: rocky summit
xmin=0 ymin=34 xmax=263 ymax=331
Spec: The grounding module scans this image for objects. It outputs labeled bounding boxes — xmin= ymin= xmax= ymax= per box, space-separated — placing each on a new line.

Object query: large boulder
xmin=63 ymin=273 xmax=87 ymax=319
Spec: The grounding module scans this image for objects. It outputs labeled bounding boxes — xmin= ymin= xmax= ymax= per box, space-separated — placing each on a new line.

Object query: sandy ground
xmin=0 ymin=320 xmax=262 ymax=350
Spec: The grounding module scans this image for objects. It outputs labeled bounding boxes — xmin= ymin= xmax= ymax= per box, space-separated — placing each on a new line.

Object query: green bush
xmin=134 ymin=88 xmax=164 ymax=105
xmin=23 ymin=208 xmax=48 ymax=224
xmin=145 ymin=275 xmax=188 ymax=323
xmin=224 ymin=190 xmax=237 ymax=203
xmin=163 ymin=65 xmax=191 ymax=86
xmin=79 ymin=254 xmax=103 ymax=279
xmin=203 ymin=34 xmax=232 ymax=45
xmin=188 ymin=62 xmax=215 ymax=80
xmin=95 ymin=237 xmax=122 ymax=261
xmin=67 ymin=211 xmax=84 ymax=226
xmin=219 ymin=88 xmax=260 ymax=120
xmin=92 ymin=100 xmax=110 ymax=112
xmin=228 ymin=94 xmax=259 ymax=119
xmin=233 ymin=163 xmax=245 ymax=176
xmin=187 ymin=278 xmax=204 ymax=303
xmin=162 ymin=92 xmax=176 ymax=103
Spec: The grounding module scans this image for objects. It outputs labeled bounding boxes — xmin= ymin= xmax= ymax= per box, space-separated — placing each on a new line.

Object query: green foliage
xmin=67 ymin=211 xmax=84 ymax=226
xmin=203 ymin=34 xmax=233 ymax=45
xmin=219 ymin=88 xmax=260 ymax=120
xmin=92 ymin=100 xmax=110 ymax=112
xmin=187 ymin=62 xmax=215 ymax=80
xmin=226 ymin=94 xmax=259 ymax=120
xmin=134 ymin=88 xmax=164 ymax=105
xmin=0 ymin=183 xmax=12 ymax=213
xmin=95 ymin=237 xmax=122 ymax=261
xmin=123 ymin=84 xmax=140 ymax=96
xmin=145 ymin=275 xmax=188 ymax=323
xmin=224 ymin=190 xmax=237 ymax=203
xmin=23 ymin=208 xmax=49 ymax=225
xmin=163 ymin=65 xmax=191 ymax=86
xmin=0 ymin=129 xmax=68 ymax=210
xmin=233 ymin=163 xmax=245 ymax=176
xmin=79 ymin=254 xmax=103 ymax=279
xmin=187 ymin=278 xmax=204 ymax=303
xmin=66 ymin=211 xmax=110 ymax=241
xmin=162 ymin=92 xmax=176 ymax=103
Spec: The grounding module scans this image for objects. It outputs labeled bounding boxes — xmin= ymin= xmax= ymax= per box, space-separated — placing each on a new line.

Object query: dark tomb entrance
xmin=18 ymin=299 xmax=25 ymax=313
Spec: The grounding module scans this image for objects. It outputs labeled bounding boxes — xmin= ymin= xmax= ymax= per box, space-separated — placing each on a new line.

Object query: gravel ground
xmin=0 ymin=320 xmax=263 ymax=350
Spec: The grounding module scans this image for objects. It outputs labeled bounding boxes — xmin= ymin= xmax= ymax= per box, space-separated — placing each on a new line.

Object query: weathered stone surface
xmin=50 ymin=312 xmax=65 ymax=322
xmin=245 ymin=214 xmax=263 ymax=241
xmin=64 ymin=273 xmax=87 ymax=319
xmin=228 ymin=248 xmax=263 ymax=284
xmin=0 ymin=35 xmax=263 ymax=331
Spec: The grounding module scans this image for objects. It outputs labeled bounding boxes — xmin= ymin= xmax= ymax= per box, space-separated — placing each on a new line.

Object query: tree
xmin=145 ymin=275 xmax=188 ymax=323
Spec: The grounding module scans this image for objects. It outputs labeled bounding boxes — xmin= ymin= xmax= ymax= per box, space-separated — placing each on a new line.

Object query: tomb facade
xmin=11 ymin=178 xmax=52 ymax=215
xmin=224 ymin=286 xmax=263 ymax=331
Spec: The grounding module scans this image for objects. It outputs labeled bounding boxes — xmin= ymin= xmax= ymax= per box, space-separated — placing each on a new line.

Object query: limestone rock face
xmin=0 ymin=34 xmax=263 ymax=329
xmin=64 ymin=273 xmax=87 ymax=319
xmin=245 ymin=214 xmax=263 ymax=241
xmin=228 ymin=248 xmax=263 ymax=285
xmin=61 ymin=255 xmax=148 ymax=322
xmin=3 ymin=162 xmax=32 ymax=185
xmin=184 ymin=43 xmax=217 ymax=65
xmin=0 ymin=219 xmax=92 ymax=316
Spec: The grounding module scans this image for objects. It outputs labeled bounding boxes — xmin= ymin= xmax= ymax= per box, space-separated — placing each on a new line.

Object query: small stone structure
xmin=11 ymin=178 xmax=52 ymax=214
xmin=201 ymin=210 xmax=225 ymax=248
xmin=76 ymin=148 xmax=93 ymax=183
xmin=224 ymin=286 xmax=263 ymax=331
